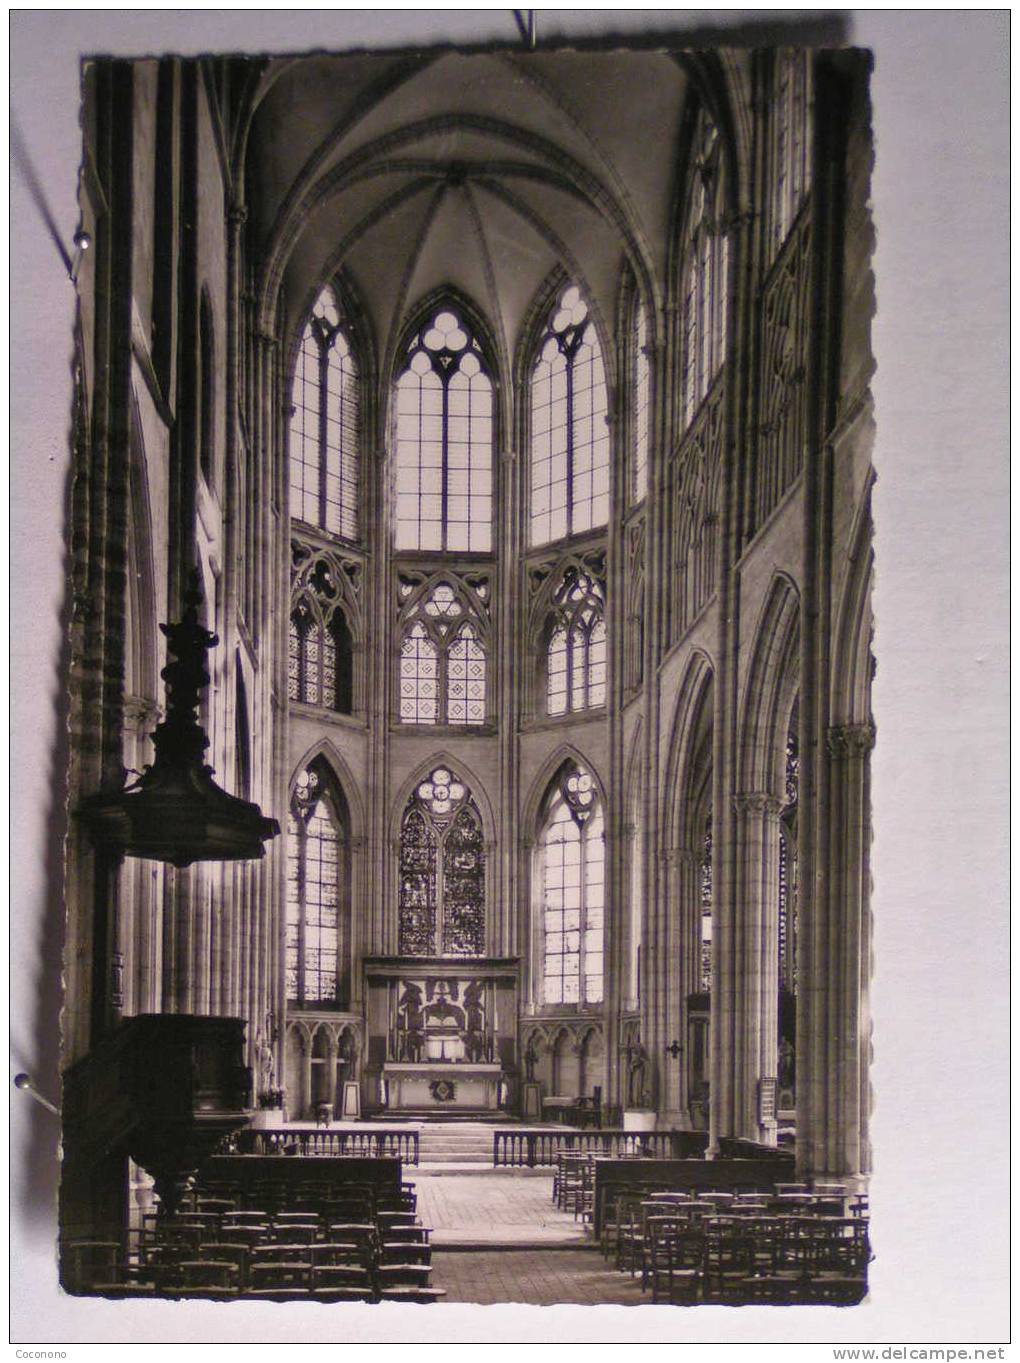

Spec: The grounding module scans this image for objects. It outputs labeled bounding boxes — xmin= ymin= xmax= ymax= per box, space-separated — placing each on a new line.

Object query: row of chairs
xmin=65 ymin=1179 xmax=444 ymax=1302
xmin=602 ymin=1183 xmax=870 ymax=1306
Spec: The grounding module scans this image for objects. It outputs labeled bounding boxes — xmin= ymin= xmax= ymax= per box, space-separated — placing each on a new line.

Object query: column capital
xmin=228 ymin=202 xmax=249 ymax=229
xmin=827 ymin=722 xmax=876 ymax=759
xmin=499 ymin=447 xmax=518 ymax=464
xmin=258 ymin=329 xmax=279 ymax=350
xmin=732 ymin=791 xmax=783 ymax=820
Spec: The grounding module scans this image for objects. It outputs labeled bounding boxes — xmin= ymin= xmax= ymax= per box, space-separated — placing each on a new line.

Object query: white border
xmin=8 ymin=8 xmax=1010 ymax=1348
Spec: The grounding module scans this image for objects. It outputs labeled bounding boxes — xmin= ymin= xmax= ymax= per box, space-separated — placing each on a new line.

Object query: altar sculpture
xmin=364 ymin=956 xmax=518 ymax=1114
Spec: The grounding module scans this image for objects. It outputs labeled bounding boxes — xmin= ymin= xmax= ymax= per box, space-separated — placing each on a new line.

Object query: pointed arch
xmin=662 ymin=649 xmax=716 ymax=849
xmin=287 ymin=278 xmax=363 ymax=543
xmin=286 ymin=754 xmax=353 ymax=1008
xmin=391 ymin=291 xmax=496 ymax=554
xmin=389 ymin=749 xmax=496 ymax=849
xmin=289 ymin=738 xmax=366 ymax=838
xmin=525 ymin=276 xmax=611 ymax=546
xmin=739 ymin=573 xmax=801 ymax=796
xmin=521 ymin=742 xmax=608 ymax=838
xmin=393 ymin=754 xmax=492 ymax=959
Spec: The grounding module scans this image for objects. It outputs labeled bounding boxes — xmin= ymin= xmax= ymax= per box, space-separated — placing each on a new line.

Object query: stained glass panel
xmin=398 ymin=768 xmax=485 ymax=957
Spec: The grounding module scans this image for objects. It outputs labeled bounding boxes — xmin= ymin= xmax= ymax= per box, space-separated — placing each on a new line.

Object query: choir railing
xmin=231 ymin=1126 xmax=420 ymax=1165
xmin=492 ymin=1128 xmax=705 ymax=1167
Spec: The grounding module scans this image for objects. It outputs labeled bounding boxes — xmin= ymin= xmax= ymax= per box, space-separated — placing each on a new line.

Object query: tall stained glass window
xmin=289 ymin=286 xmax=360 ymax=540
xmin=545 ymin=567 xmax=606 ymax=716
xmin=395 ymin=307 xmax=493 ymax=552
xmin=398 ymin=578 xmax=488 ymax=726
xmin=398 ymin=766 xmax=486 ymax=957
xmin=538 ymin=762 xmax=604 ymax=1006
xmin=286 ymin=763 xmax=349 ymax=1006
xmin=680 ymin=111 xmax=729 ymax=431
xmin=530 ymin=283 xmax=609 ymax=545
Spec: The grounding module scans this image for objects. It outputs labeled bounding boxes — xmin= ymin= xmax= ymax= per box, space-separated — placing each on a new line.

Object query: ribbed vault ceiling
xmin=247 ymin=49 xmax=687 ymax=363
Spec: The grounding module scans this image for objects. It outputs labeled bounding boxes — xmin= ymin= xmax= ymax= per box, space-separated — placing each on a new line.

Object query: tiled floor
xmin=430 ymin=1249 xmax=648 ymax=1307
xmin=412 ymin=1172 xmax=585 ymax=1241
xmin=410 ymin=1171 xmax=649 ymax=1304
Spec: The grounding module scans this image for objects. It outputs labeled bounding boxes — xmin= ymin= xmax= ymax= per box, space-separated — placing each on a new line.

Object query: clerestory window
xmin=394 ymin=307 xmax=493 ymax=553
xmin=289 ymin=286 xmax=360 ymax=541
xmin=530 ymin=283 xmax=609 ymax=545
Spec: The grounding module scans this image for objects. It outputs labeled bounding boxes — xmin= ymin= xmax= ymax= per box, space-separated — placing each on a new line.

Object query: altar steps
xmin=416 ymin=1121 xmax=498 ymax=1166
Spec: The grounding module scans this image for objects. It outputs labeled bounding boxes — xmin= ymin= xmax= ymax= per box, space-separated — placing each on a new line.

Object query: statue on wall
xmin=463 ymin=979 xmax=486 ymax=1062
xmin=523 ymin=1035 xmax=539 ymax=1083
xmin=627 ymin=1036 xmax=650 ymax=1108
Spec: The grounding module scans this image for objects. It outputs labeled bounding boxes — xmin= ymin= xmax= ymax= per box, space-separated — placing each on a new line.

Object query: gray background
xmin=9 ymin=8 xmax=1009 ymax=1346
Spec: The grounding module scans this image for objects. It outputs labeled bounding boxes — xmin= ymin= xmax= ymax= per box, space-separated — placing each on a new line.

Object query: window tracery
xmin=537 ymin=762 xmax=604 ymax=1006
xmin=397 ymin=573 xmax=490 ymax=726
xmin=530 ymin=283 xmax=609 ymax=545
xmin=543 ymin=565 xmax=606 ymax=717
xmin=398 ymin=766 xmax=486 ymax=957
xmin=395 ymin=306 xmax=493 ymax=553
xmin=289 ymin=541 xmax=360 ymax=713
xmin=289 ymin=286 xmax=360 ymax=541
xmin=286 ymin=762 xmax=349 ymax=1007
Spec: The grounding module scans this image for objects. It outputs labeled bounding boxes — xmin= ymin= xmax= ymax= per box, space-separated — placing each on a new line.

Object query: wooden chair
xmin=667 ymin=1228 xmax=708 ymax=1305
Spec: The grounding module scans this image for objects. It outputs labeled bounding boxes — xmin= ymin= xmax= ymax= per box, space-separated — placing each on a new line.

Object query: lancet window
xmin=537 ymin=762 xmax=604 ymax=1006
xmin=679 ymin=110 xmax=729 ymax=431
xmin=530 ymin=283 xmax=609 ymax=545
xmin=397 ymin=576 xmax=489 ymax=726
xmin=398 ymin=766 xmax=486 ymax=957
xmin=289 ymin=286 xmax=360 ymax=541
xmin=545 ymin=566 xmax=606 ymax=716
xmin=286 ymin=762 xmax=350 ymax=1007
xmin=394 ymin=307 xmax=493 ymax=553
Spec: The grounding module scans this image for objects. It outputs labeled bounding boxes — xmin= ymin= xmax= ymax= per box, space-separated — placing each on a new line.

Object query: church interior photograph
xmin=56 ymin=31 xmax=876 ymax=1308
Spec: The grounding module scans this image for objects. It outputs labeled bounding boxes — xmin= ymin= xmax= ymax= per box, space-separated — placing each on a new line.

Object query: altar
xmin=364 ymin=956 xmax=518 ymax=1115
xmin=382 ymin=1062 xmax=503 ymax=1111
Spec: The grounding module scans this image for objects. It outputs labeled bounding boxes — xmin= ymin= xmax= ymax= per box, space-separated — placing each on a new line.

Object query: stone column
xmin=712 ymin=792 xmax=782 ymax=1146
xmin=799 ymin=721 xmax=874 ymax=1180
